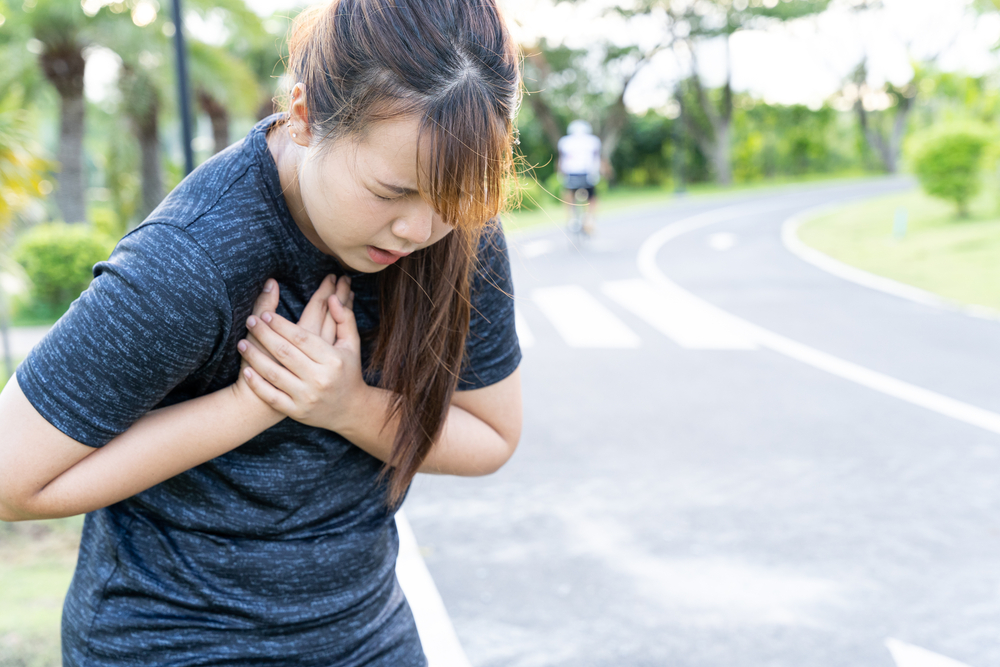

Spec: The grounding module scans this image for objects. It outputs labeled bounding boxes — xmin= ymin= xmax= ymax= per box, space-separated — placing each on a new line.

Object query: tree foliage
xmin=909 ymin=126 xmax=993 ymax=217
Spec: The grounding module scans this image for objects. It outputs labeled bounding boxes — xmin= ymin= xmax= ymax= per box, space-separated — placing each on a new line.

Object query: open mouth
xmin=366 ymin=246 xmax=411 ymax=265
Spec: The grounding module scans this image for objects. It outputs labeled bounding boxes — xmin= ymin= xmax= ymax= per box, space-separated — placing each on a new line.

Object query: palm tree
xmin=22 ymin=0 xmax=92 ymax=223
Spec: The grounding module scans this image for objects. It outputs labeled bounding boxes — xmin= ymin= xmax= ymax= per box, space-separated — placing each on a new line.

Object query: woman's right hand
xmin=234 ymin=275 xmax=349 ymax=407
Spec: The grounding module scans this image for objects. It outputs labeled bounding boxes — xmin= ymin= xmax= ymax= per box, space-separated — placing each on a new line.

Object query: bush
xmin=910 ymin=126 xmax=992 ymax=216
xmin=12 ymin=223 xmax=116 ymax=312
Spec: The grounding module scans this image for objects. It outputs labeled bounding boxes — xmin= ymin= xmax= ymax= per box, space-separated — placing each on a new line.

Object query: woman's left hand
xmin=237 ymin=284 xmax=371 ymax=433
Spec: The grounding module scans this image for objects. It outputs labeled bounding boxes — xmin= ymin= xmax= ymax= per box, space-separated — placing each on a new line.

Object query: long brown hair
xmin=287 ymin=0 xmax=520 ymax=505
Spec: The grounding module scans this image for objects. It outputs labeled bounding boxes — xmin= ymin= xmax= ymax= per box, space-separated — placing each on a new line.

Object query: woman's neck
xmin=267 ymin=127 xmax=332 ymax=254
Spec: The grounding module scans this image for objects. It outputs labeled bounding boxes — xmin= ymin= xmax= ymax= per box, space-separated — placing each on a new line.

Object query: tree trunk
xmin=41 ymin=45 xmax=87 ymax=223
xmin=198 ymin=90 xmax=230 ymax=154
xmin=135 ymin=99 xmax=163 ymax=221
xmin=713 ymin=121 xmax=733 ymax=186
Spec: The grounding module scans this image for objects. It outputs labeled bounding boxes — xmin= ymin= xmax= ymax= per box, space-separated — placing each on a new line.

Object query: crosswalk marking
xmin=885 ymin=638 xmax=974 ymax=667
xmin=602 ymin=279 xmax=757 ymax=350
xmin=515 ymin=308 xmax=535 ymax=348
xmin=532 ymin=285 xmax=640 ymax=349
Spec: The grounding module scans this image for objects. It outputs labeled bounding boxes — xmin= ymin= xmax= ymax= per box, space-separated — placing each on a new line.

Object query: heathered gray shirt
xmin=17 ymin=115 xmax=521 ymax=666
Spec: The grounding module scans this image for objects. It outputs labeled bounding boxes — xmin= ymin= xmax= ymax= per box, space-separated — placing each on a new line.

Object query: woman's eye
xmin=373 ymin=192 xmax=398 ymax=202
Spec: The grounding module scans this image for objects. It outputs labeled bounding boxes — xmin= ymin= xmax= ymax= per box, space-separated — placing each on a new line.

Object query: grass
xmin=798 ymin=187 xmax=1000 ymax=312
xmin=0 ymin=517 xmax=84 ymax=667
xmin=502 ymin=170 xmax=873 ymax=235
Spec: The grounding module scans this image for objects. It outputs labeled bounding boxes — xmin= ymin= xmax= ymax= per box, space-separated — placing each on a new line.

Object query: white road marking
xmin=532 ymin=285 xmax=640 ymax=348
xmin=885 ymin=638 xmax=974 ymax=667
xmin=395 ymin=511 xmax=472 ymax=667
xmin=707 ymin=232 xmax=737 ymax=251
xmin=782 ymin=209 xmax=1000 ymax=322
xmin=514 ymin=308 xmax=535 ymax=348
xmin=519 ymin=239 xmax=554 ymax=258
xmin=602 ymin=279 xmax=756 ymax=350
xmin=637 ymin=202 xmax=1000 ymax=437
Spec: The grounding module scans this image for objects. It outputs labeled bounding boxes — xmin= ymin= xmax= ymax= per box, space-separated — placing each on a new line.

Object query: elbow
xmin=0 ymin=496 xmax=39 ymax=522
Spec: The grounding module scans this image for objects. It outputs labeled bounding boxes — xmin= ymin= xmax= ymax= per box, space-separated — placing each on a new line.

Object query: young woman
xmin=0 ymin=0 xmax=522 ymax=664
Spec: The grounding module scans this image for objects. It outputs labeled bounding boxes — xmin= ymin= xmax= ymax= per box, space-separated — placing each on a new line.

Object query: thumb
xmin=329 ymin=294 xmax=360 ymax=352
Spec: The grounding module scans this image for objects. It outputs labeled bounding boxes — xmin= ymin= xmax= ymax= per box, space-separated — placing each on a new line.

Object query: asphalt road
xmin=404 ymin=178 xmax=1000 ymax=667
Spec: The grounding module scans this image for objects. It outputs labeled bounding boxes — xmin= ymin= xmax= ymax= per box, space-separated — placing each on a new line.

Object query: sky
xmin=85 ymin=0 xmax=1000 ymax=113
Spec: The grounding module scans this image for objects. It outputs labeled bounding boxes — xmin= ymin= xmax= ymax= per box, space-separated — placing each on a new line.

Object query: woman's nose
xmin=391 ymin=203 xmax=435 ymax=246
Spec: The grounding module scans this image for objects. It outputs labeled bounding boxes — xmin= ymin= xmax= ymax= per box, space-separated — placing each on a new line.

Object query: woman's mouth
xmin=366 ymin=246 xmax=410 ymax=265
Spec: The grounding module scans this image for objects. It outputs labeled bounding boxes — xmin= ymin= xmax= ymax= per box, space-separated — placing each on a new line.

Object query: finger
xmin=245 ymin=331 xmax=277 ymax=364
xmin=251 ymin=279 xmax=280 ymax=320
xmin=299 ymin=275 xmax=338 ymax=334
xmin=241 ymin=365 xmax=300 ymax=416
xmin=257 ymin=311 xmax=335 ymax=367
xmin=246 ymin=313 xmax=318 ymax=376
xmin=335 ymin=275 xmax=351 ymax=306
xmin=329 ymin=295 xmax=360 ymax=351
xmin=238 ymin=336 xmax=307 ymax=396
xmin=320 ymin=309 xmax=336 ymax=345
xmin=347 ymin=290 xmax=354 ymax=311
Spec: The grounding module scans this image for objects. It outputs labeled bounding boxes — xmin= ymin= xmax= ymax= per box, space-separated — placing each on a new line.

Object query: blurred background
xmin=2 ymin=0 xmax=1000 ymax=666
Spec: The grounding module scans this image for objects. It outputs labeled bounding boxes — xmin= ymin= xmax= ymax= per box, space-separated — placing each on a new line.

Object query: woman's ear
xmin=288 ymin=83 xmax=312 ymax=147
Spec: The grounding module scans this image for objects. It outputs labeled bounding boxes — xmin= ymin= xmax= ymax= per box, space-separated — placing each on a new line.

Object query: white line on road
xmin=532 ymin=285 xmax=640 ymax=348
xmin=885 ymin=638 xmax=974 ymax=667
xmin=602 ymin=279 xmax=756 ymax=350
xmin=782 ymin=208 xmax=1000 ymax=322
xmin=707 ymin=232 xmax=737 ymax=251
xmin=515 ymin=308 xmax=535 ymax=348
xmin=395 ymin=511 xmax=471 ymax=667
xmin=637 ymin=203 xmax=1000 ymax=437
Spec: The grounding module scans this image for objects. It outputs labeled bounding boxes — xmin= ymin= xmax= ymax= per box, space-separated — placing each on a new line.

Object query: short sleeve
xmin=16 ymin=223 xmax=232 ymax=447
xmin=457 ymin=222 xmax=521 ymax=390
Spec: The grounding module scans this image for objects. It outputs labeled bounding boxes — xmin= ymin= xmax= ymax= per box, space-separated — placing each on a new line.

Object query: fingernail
xmin=238 ymin=340 xmax=247 ymax=352
xmin=263 ymin=280 xmax=273 ymax=293
xmin=244 ymin=368 xmax=252 ymax=379
xmin=262 ymin=312 xmax=272 ymax=323
xmin=247 ymin=316 xmax=257 ymax=328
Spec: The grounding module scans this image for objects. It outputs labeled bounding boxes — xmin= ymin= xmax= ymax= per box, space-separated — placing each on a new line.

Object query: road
xmin=404 ymin=178 xmax=1000 ymax=667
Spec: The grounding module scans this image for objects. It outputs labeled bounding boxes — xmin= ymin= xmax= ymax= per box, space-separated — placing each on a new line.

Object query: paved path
xmin=404 ymin=178 xmax=1000 ymax=667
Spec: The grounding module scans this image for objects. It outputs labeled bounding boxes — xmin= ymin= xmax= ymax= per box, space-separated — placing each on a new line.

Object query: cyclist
xmin=557 ymin=119 xmax=602 ymax=236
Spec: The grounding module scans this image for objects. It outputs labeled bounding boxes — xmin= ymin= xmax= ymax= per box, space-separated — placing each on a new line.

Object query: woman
xmin=0 ymin=0 xmax=522 ymax=664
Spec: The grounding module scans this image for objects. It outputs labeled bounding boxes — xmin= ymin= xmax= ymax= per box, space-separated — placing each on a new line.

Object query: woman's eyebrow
xmin=376 ymin=180 xmax=418 ymax=195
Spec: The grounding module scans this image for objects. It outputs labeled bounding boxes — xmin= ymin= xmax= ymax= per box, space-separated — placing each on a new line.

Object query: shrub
xmin=12 ymin=223 xmax=116 ymax=312
xmin=910 ymin=127 xmax=992 ymax=217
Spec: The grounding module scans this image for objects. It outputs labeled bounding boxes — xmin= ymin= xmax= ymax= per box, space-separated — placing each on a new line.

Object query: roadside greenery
xmin=12 ymin=222 xmax=115 ymax=316
xmin=798 ymin=189 xmax=1000 ymax=312
xmin=908 ymin=125 xmax=993 ymax=216
xmin=0 ymin=517 xmax=83 ymax=667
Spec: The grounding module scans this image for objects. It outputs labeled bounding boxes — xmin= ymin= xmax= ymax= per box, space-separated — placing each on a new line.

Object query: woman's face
xmin=295 ymin=114 xmax=454 ymax=272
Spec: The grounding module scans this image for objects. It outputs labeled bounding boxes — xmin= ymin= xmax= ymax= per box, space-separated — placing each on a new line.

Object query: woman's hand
xmin=232 ymin=275 xmax=344 ymax=410
xmin=237 ymin=276 xmax=368 ymax=433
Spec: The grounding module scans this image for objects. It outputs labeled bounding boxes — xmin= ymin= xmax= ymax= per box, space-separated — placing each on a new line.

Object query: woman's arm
xmin=0 ymin=376 xmax=281 ymax=521
xmin=0 ymin=276 xmax=348 ymax=522
xmin=238 ymin=292 xmax=523 ymax=476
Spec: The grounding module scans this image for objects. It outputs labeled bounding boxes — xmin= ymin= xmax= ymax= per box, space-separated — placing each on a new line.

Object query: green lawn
xmin=798 ymin=188 xmax=1000 ymax=312
xmin=502 ymin=171 xmax=872 ymax=235
xmin=0 ymin=517 xmax=83 ymax=667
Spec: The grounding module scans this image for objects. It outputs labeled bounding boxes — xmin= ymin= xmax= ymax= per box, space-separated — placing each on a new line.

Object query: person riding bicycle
xmin=557 ymin=119 xmax=602 ymax=236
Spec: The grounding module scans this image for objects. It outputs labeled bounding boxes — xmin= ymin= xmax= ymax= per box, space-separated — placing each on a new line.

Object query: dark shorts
xmin=563 ymin=173 xmax=596 ymax=200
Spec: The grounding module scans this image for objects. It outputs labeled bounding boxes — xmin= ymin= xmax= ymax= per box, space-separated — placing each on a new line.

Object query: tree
xmin=910 ymin=126 xmax=991 ymax=217
xmin=521 ymin=38 xmax=671 ymax=180
xmin=665 ymin=0 xmax=831 ymax=185
xmin=20 ymin=0 xmax=94 ymax=222
xmin=843 ymin=59 xmax=918 ymax=173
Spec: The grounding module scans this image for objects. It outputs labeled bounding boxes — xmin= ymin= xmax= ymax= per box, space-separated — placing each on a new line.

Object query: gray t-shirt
xmin=17 ymin=115 xmax=521 ymax=666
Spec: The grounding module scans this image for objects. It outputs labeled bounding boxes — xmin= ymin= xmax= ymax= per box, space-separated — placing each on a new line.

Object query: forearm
xmin=339 ymin=386 xmax=516 ymax=476
xmin=14 ymin=385 xmax=282 ymax=520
